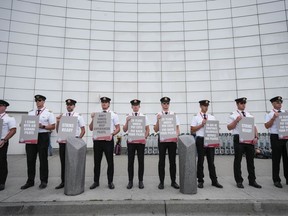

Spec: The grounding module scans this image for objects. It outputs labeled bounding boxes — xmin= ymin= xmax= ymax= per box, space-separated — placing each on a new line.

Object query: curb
xmin=1 ymin=200 xmax=288 ymax=215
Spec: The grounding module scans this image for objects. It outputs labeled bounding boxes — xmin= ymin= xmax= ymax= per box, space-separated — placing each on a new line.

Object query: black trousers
xmin=59 ymin=143 xmax=66 ymax=184
xmin=93 ymin=139 xmax=114 ymax=184
xmin=127 ymin=143 xmax=145 ymax=182
xmin=0 ymin=141 xmax=9 ymax=185
xmin=233 ymin=135 xmax=256 ymax=184
xmin=196 ymin=137 xmax=218 ymax=184
xmin=25 ymin=133 xmax=50 ymax=184
xmin=158 ymin=141 xmax=177 ymax=184
xmin=270 ymin=134 xmax=288 ymax=183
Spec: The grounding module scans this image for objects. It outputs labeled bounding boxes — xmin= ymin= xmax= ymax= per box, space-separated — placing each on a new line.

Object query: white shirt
xmin=101 ymin=110 xmax=119 ymax=133
xmin=28 ymin=107 xmax=56 ymax=133
xmin=1 ymin=112 xmax=16 ymax=139
xmin=154 ymin=111 xmax=180 ymax=126
xmin=227 ymin=110 xmax=254 ymax=135
xmin=63 ymin=112 xmax=85 ymax=137
xmin=265 ymin=109 xmax=285 ymax=134
xmin=191 ymin=112 xmax=216 ymax=137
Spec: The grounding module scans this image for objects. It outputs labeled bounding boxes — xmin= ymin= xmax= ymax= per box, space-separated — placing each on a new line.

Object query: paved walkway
xmin=0 ymin=153 xmax=287 ymax=215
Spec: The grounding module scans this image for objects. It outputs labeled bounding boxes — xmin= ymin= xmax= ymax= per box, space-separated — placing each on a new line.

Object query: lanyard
xmin=0 ymin=113 xmax=6 ymax=119
xmin=236 ymin=110 xmax=245 ymax=117
xmin=200 ymin=112 xmax=208 ymax=120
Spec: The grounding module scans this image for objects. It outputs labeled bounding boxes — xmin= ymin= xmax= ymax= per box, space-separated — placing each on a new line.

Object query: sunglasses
xmin=35 ymin=99 xmax=43 ymax=102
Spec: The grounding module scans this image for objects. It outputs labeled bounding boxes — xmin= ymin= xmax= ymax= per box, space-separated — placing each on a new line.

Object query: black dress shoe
xmin=127 ymin=181 xmax=133 ymax=189
xmin=21 ymin=183 xmax=34 ymax=190
xmin=198 ymin=182 xmax=203 ymax=189
xmin=274 ymin=182 xmax=283 ymax=188
xmin=0 ymin=184 xmax=5 ymax=191
xmin=237 ymin=182 xmax=244 ymax=188
xmin=39 ymin=182 xmax=47 ymax=189
xmin=158 ymin=183 xmax=164 ymax=190
xmin=171 ymin=182 xmax=180 ymax=189
xmin=249 ymin=182 xmax=262 ymax=189
xmin=139 ymin=181 xmax=144 ymax=189
xmin=212 ymin=182 xmax=223 ymax=188
xmin=108 ymin=182 xmax=115 ymax=189
xmin=55 ymin=183 xmax=64 ymax=189
xmin=90 ymin=182 xmax=99 ymax=189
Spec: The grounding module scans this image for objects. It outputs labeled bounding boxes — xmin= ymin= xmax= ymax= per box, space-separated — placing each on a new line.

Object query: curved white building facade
xmin=0 ymin=0 xmax=288 ymax=153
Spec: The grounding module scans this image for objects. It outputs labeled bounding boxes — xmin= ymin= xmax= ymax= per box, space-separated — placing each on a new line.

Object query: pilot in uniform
xmin=154 ymin=97 xmax=180 ymax=190
xmin=227 ymin=97 xmax=261 ymax=189
xmin=89 ymin=97 xmax=120 ymax=190
xmin=21 ymin=95 xmax=56 ymax=190
xmin=264 ymin=96 xmax=288 ymax=188
xmin=191 ymin=100 xmax=223 ymax=189
xmin=123 ymin=99 xmax=150 ymax=189
xmin=55 ymin=99 xmax=86 ymax=189
xmin=0 ymin=100 xmax=17 ymax=191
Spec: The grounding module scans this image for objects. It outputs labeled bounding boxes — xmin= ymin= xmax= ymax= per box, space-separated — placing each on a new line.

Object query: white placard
xmin=239 ymin=117 xmax=255 ymax=144
xmin=93 ymin=112 xmax=112 ymax=141
xmin=204 ymin=120 xmax=220 ymax=148
xmin=57 ymin=116 xmax=77 ymax=143
xmin=19 ymin=115 xmax=39 ymax=144
xmin=159 ymin=114 xmax=177 ymax=143
xmin=127 ymin=116 xmax=146 ymax=144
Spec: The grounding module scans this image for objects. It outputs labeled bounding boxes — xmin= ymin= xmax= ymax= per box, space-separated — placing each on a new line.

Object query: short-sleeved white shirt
xmin=191 ymin=112 xmax=216 ymax=137
xmin=227 ymin=110 xmax=253 ymax=135
xmin=154 ymin=111 xmax=180 ymax=126
xmin=265 ymin=109 xmax=285 ymax=134
xmin=1 ymin=112 xmax=16 ymax=139
xmin=28 ymin=107 xmax=56 ymax=133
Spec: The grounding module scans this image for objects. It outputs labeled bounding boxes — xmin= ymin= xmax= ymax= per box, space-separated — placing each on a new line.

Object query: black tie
xmin=165 ymin=112 xmax=168 ymax=115
xmin=203 ymin=114 xmax=207 ymax=119
xmin=135 ymin=113 xmax=137 ymax=116
xmin=103 ymin=110 xmax=107 ymax=113
xmin=68 ymin=113 xmax=71 ymax=116
xmin=278 ymin=110 xmax=281 ymax=113
xmin=37 ymin=110 xmax=41 ymax=116
xmin=241 ymin=111 xmax=246 ymax=117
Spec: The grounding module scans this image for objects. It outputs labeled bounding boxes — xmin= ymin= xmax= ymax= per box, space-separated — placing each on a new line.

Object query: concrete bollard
xmin=64 ymin=137 xmax=87 ymax=196
xmin=178 ymin=135 xmax=197 ymax=194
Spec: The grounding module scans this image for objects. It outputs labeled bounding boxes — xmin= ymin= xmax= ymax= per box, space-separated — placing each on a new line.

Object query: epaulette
xmin=49 ymin=110 xmax=53 ymax=113
xmin=8 ymin=114 xmax=13 ymax=117
xmin=29 ymin=109 xmax=33 ymax=112
xmin=230 ymin=112 xmax=233 ymax=115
